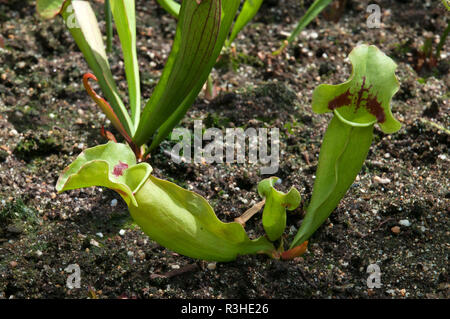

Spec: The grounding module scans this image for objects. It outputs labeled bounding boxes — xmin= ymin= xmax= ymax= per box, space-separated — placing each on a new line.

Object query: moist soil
xmin=0 ymin=0 xmax=449 ymax=299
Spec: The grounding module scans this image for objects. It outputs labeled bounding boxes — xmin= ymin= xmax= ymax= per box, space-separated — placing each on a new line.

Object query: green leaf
xmin=132 ymin=175 xmax=275 ymax=261
xmin=57 ymin=142 xmax=275 ymax=262
xmin=147 ymin=0 xmax=241 ymax=151
xmin=56 ymin=142 xmax=152 ymax=207
xmin=291 ymin=45 xmax=402 ymax=248
xmin=312 ymin=44 xmax=401 ymax=133
xmin=226 ymin=0 xmax=263 ymax=46
xmin=273 ymin=0 xmax=332 ymax=55
xmin=110 ymin=0 xmax=141 ymax=128
xmin=105 ymin=0 xmax=113 ymax=53
xmin=36 ymin=0 xmax=66 ymax=19
xmin=134 ymin=0 xmax=241 ymax=147
xmin=156 ymin=0 xmax=181 ymax=18
xmin=258 ymin=177 xmax=301 ymax=241
xmin=61 ymin=0 xmax=134 ymax=135
xmin=291 ymin=117 xmax=373 ymax=248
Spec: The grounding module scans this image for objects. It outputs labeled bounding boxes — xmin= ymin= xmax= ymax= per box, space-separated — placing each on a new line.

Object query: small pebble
xmin=111 ymin=199 xmax=118 ymax=207
xmin=391 ymin=226 xmax=401 ymax=234
xmin=289 ymin=225 xmax=297 ymax=235
xmin=96 ymin=232 xmax=104 ymax=238
xmin=171 ymin=264 xmax=180 ymax=270
xmin=386 ymin=289 xmax=396 ymax=296
xmin=9 ymin=261 xmax=18 ymax=268
xmin=119 ymin=229 xmax=126 ymax=236
xmin=373 ymin=176 xmax=391 ymax=184
xmin=137 ymin=250 xmax=146 ymax=260
xmin=90 ymin=239 xmax=100 ymax=247
xmin=36 ymin=250 xmax=43 ymax=257
xmin=207 ymin=263 xmax=217 ymax=270
xmin=399 ymin=219 xmax=411 ymax=227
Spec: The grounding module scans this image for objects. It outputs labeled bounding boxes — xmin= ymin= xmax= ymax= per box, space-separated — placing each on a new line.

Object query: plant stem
xmin=206 ymin=74 xmax=215 ymax=99
xmin=156 ymin=0 xmax=181 ymax=19
xmin=105 ymin=0 xmax=113 ymax=53
xmin=234 ymin=200 xmax=265 ymax=227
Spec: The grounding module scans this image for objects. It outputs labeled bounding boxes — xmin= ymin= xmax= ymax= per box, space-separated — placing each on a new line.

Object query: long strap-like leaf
xmin=147 ymin=0 xmax=241 ymax=151
xmin=61 ymin=0 xmax=134 ymax=135
xmin=273 ymin=0 xmax=332 ymax=55
xmin=156 ymin=0 xmax=181 ymax=18
xmin=133 ymin=0 xmax=226 ymax=146
xmin=226 ymin=0 xmax=263 ymax=46
xmin=110 ymin=0 xmax=141 ymax=129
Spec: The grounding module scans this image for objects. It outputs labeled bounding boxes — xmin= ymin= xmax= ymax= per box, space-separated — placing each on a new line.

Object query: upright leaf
xmin=147 ymin=0 xmax=240 ymax=150
xmin=133 ymin=0 xmax=227 ymax=146
xmin=156 ymin=0 xmax=181 ymax=18
xmin=60 ymin=0 xmax=134 ymax=135
xmin=110 ymin=0 xmax=141 ymax=128
xmin=291 ymin=44 xmax=401 ymax=248
xmin=290 ymin=117 xmax=373 ymax=247
xmin=273 ymin=0 xmax=332 ymax=55
xmin=226 ymin=0 xmax=263 ymax=46
xmin=105 ymin=0 xmax=113 ymax=53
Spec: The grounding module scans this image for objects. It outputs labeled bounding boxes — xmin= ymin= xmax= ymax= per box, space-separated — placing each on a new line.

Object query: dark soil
xmin=0 ymin=0 xmax=449 ymax=299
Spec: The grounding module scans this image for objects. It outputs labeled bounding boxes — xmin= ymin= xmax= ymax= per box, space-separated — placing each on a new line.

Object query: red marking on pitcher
xmin=366 ymin=95 xmax=385 ymax=123
xmin=328 ymin=89 xmax=352 ymax=110
xmin=113 ymin=161 xmax=129 ymax=177
xmin=328 ymin=76 xmax=386 ymax=123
